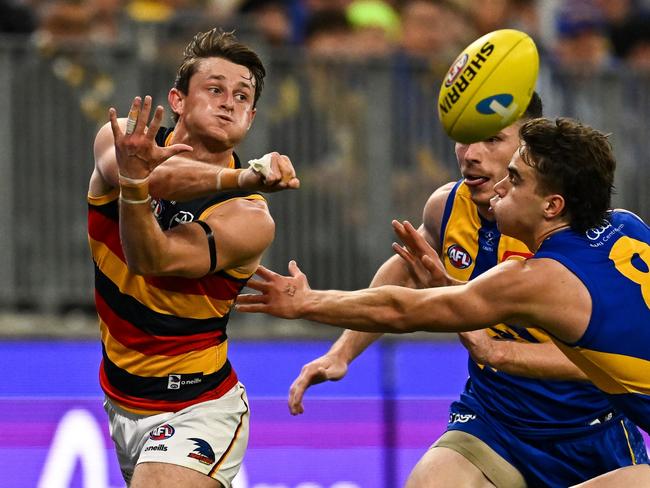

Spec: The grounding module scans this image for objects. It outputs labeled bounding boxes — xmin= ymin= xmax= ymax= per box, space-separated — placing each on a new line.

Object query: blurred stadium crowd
xmin=3 ymin=0 xmax=650 ymax=140
xmin=2 ymin=0 xmax=650 ymax=145
xmin=3 ymin=0 xmax=650 ymax=70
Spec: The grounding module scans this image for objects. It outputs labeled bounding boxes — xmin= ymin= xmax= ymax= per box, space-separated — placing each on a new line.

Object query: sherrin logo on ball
xmin=438 ymin=29 xmax=539 ymax=144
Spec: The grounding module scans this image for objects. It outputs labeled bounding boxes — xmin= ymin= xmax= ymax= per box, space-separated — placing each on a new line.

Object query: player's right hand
xmin=288 ymin=354 xmax=348 ymax=415
xmin=238 ymin=152 xmax=300 ymax=192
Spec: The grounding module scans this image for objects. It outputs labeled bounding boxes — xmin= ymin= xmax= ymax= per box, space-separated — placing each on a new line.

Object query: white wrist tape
xmin=247 ymin=153 xmax=273 ymax=179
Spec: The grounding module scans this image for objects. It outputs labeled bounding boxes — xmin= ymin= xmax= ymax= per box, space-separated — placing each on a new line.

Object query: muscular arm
xmin=92 ymin=118 xmax=224 ymax=201
xmin=104 ymin=97 xmax=278 ymax=278
xmin=120 ymin=197 xmax=274 ymax=277
xmin=240 ymin=257 xmax=591 ymax=345
xmin=286 ymin=184 xmax=453 ymax=414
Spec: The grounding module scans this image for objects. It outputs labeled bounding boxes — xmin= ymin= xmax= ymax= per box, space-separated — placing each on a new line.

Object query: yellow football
xmin=438 ymin=29 xmax=539 ymax=144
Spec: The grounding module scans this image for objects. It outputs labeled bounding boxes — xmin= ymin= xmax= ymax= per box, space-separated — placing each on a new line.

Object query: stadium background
xmin=0 ymin=1 xmax=649 ymax=486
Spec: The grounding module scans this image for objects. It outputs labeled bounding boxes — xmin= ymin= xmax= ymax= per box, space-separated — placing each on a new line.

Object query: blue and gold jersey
xmin=440 ymin=181 xmax=614 ymax=434
xmin=535 ymin=210 xmax=650 ymax=433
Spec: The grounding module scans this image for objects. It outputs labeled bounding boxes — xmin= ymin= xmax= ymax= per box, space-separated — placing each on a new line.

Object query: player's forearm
xmin=301 ymin=286 xmax=431 ymax=334
xmin=149 ymin=158 xmax=241 ymax=201
xmin=328 ymin=329 xmax=383 ymax=364
xmin=119 ymin=202 xmax=170 ymax=275
xmin=488 ymin=341 xmax=590 ymax=381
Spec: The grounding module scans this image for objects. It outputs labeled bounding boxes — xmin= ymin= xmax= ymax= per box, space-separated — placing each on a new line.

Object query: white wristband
xmin=247 ymin=153 xmax=273 ymax=179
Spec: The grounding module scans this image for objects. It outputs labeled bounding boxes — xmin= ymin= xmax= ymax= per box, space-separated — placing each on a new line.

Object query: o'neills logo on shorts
xmin=167 ymin=373 xmax=203 ymax=390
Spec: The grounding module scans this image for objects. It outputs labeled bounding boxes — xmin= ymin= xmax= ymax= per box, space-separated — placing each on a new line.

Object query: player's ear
xmin=543 ymin=194 xmax=565 ymax=219
xmin=168 ymin=88 xmax=184 ymax=118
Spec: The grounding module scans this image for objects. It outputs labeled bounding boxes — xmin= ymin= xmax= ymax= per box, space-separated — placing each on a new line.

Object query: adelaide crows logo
xmin=187 ymin=438 xmax=215 ymax=465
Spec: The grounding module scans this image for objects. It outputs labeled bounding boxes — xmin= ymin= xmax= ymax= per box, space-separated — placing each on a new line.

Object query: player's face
xmin=174 ymin=57 xmax=256 ymax=147
xmin=490 ymin=148 xmax=546 ymax=243
xmin=454 ymin=122 xmax=521 ymax=213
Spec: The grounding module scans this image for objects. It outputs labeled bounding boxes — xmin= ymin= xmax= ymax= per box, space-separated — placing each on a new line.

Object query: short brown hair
xmin=174 ymin=28 xmax=266 ymax=107
xmin=519 ymin=117 xmax=615 ymax=233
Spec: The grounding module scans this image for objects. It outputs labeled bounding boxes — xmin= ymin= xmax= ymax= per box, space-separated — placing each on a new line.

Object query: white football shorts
xmin=104 ymin=382 xmax=250 ymax=487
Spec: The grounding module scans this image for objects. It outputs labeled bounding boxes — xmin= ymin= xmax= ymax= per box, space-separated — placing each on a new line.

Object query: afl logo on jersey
xmin=152 ymin=198 xmax=163 ymax=219
xmin=447 ymin=244 xmax=472 ymax=269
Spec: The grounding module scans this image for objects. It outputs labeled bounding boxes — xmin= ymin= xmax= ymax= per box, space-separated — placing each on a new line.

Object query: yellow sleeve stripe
xmin=88 ymin=188 xmax=120 ymax=205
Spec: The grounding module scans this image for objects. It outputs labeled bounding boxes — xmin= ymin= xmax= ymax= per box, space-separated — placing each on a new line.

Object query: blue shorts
xmin=445 ymin=400 xmax=649 ymax=487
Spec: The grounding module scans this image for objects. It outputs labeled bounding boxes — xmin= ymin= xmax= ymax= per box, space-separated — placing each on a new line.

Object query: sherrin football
xmin=438 ymin=29 xmax=539 ymax=144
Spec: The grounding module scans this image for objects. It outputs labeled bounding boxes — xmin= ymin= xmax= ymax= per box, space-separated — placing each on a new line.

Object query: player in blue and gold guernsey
xmin=88 ymin=29 xmax=299 ymax=488
xmin=255 ymin=101 xmax=648 ymax=487
xmin=238 ymin=116 xmax=650 ymax=486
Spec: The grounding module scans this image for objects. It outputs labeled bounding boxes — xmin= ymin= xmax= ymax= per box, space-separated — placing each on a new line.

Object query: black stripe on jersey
xmin=215 ymin=269 xmax=250 ymax=285
xmin=95 ymin=265 xmax=230 ymax=337
xmin=102 ymin=345 xmax=233 ymax=401
xmin=88 ymin=199 xmax=118 ymax=221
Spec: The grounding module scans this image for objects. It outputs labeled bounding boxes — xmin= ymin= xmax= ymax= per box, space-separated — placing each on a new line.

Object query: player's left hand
xmin=238 ymin=152 xmax=301 ymax=192
xmin=110 ymin=95 xmax=193 ymax=179
xmin=236 ymin=261 xmax=309 ymax=318
xmin=392 ymin=220 xmax=450 ymax=288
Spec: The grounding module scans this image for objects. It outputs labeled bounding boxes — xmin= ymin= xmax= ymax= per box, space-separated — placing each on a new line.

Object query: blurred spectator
xmin=509 ymin=0 xmax=542 ymax=40
xmin=0 ymin=0 xmax=37 ymax=34
xmin=37 ymin=0 xmax=94 ymax=46
xmin=345 ymin=0 xmax=400 ymax=58
xmin=618 ymin=16 xmax=650 ymax=71
xmin=304 ymin=8 xmax=353 ymax=59
xmin=596 ymin=0 xmax=642 ymax=58
xmin=398 ymin=0 xmax=474 ymax=71
xmin=32 ymin=0 xmax=121 ymax=124
xmin=305 ymin=0 xmax=352 ymax=14
xmin=469 ymin=0 xmax=511 ymax=34
xmin=240 ymin=0 xmax=294 ymax=47
xmin=552 ymin=0 xmax=616 ymax=76
xmin=89 ymin=0 xmax=124 ymax=44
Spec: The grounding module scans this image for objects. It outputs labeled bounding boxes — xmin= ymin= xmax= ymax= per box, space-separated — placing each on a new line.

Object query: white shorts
xmin=104 ymin=382 xmax=250 ymax=487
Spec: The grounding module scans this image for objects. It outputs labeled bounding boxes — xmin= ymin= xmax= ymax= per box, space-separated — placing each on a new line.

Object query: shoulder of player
xmin=473 ymin=257 xmax=579 ymax=305
xmin=203 ymin=196 xmax=274 ymax=230
xmin=422 ymin=181 xmax=456 ymax=246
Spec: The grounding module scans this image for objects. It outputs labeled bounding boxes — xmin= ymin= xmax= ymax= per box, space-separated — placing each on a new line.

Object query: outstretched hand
xmin=236 ymin=261 xmax=310 ymax=319
xmin=109 ymin=96 xmax=193 ymax=179
xmin=391 ymin=220 xmax=450 ymax=288
xmin=288 ymin=354 xmax=348 ymax=415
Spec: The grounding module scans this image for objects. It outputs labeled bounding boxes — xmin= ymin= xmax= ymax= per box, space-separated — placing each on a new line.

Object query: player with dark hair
xmin=89 ymin=28 xmax=298 ymax=488
xmin=240 ymin=113 xmax=649 ymax=487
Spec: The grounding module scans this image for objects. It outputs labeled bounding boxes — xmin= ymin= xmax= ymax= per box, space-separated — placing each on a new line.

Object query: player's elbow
xmin=123 ymin=254 xmax=158 ymax=276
